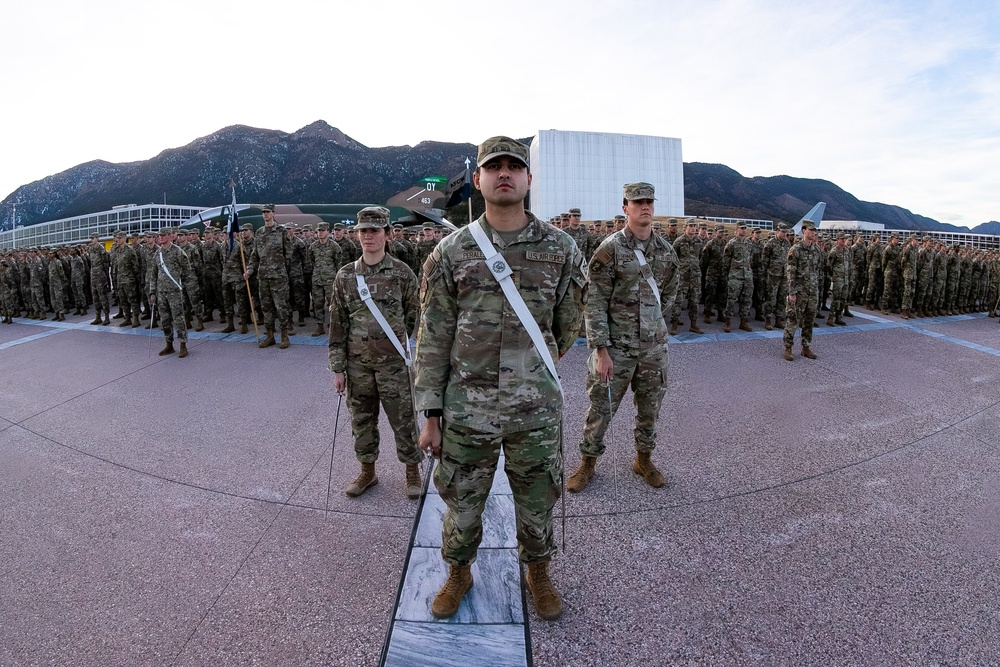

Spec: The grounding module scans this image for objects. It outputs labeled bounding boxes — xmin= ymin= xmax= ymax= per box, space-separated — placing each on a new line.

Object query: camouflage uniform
xmin=0 ymin=258 xmax=18 ymax=322
xmin=222 ymin=235 xmax=255 ymax=326
xmin=827 ymin=240 xmax=851 ymax=322
xmin=783 ymin=229 xmax=824 ymax=351
xmin=309 ymin=234 xmax=342 ymax=326
xmin=700 ymin=234 xmax=726 ymax=321
xmin=915 ymin=240 xmax=935 ymax=316
xmin=579 ymin=225 xmax=678 ymax=458
xmin=722 ymin=229 xmax=754 ymax=323
xmin=88 ymin=241 xmax=112 ymax=318
xmin=29 ymin=253 xmax=48 ymax=317
xmin=111 ymin=238 xmax=142 ymax=322
xmin=899 ymin=240 xmax=919 ymax=315
xmin=47 ymin=252 xmax=68 ymax=319
xmin=851 ymin=238 xmax=867 ymax=304
xmin=288 ymin=232 xmax=309 ymax=323
xmin=564 ymin=224 xmax=592 ymax=262
xmin=201 ymin=237 xmax=225 ymax=320
xmin=880 ymin=239 xmax=902 ymax=313
xmin=762 ymin=230 xmax=790 ymax=325
xmin=945 ymin=247 xmax=962 ymax=313
xmin=670 ymin=228 xmax=703 ymax=327
xmin=328 ymin=254 xmax=421 ymax=466
xmin=247 ymin=223 xmax=292 ymax=332
xmin=865 ymin=239 xmax=884 ymax=307
xmin=149 ymin=241 xmax=194 ymax=344
xmin=414 ymin=212 xmax=586 ymax=566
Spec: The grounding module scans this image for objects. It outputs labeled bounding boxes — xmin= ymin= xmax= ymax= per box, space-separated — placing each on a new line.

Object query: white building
xmin=528 ymin=130 xmax=684 ymax=221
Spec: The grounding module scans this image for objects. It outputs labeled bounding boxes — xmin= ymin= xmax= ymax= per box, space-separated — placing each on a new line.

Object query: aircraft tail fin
xmin=791 ymin=202 xmax=826 ymax=235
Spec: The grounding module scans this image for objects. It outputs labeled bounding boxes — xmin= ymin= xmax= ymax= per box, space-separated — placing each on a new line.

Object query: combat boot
xmin=194 ymin=318 xmax=204 ymax=332
xmin=688 ymin=321 xmax=704 ymax=334
xmin=279 ymin=328 xmax=290 ymax=349
xmin=835 ymin=316 xmax=847 ymax=326
xmin=669 ymin=320 xmax=679 ymax=336
xmin=118 ymin=316 xmax=131 ymax=327
xmin=312 ymin=323 xmax=325 ymax=337
xmin=738 ymin=318 xmax=753 ymax=332
xmin=843 ymin=307 xmax=854 ymax=317
xmin=345 ymin=462 xmax=377 ymax=497
xmin=826 ymin=313 xmax=835 ymax=326
xmin=702 ymin=312 xmax=712 ymax=325
xmin=132 ymin=314 xmax=141 ymax=328
xmin=801 ymin=345 xmax=817 ymax=360
xmin=566 ymin=456 xmax=597 ymax=493
xmin=101 ymin=313 xmax=110 ymax=325
xmin=431 ymin=564 xmax=473 ymax=619
xmin=632 ymin=451 xmax=665 ymax=488
xmin=259 ymin=328 xmax=275 ymax=348
xmin=220 ymin=316 xmax=235 ymax=333
xmin=526 ymin=562 xmax=563 ymax=621
xmin=405 ymin=464 xmax=422 ymax=500
xmin=764 ymin=316 xmax=773 ymax=331
xmin=901 ymin=309 xmax=911 ymax=319
xmin=783 ymin=345 xmax=794 ymax=361
xmin=239 ymin=317 xmax=248 ymax=334
xmin=722 ymin=318 xmax=731 ymax=333
xmin=158 ymin=339 xmax=175 ymax=356
xmin=38 ymin=311 xmax=46 ymax=320
xmin=90 ymin=312 xmax=102 ymax=325
xmin=178 ymin=342 xmax=188 ymax=358
xmin=185 ymin=315 xmax=192 ymax=329
xmin=113 ymin=309 xmax=124 ymax=320
xmin=775 ymin=316 xmax=785 ymax=329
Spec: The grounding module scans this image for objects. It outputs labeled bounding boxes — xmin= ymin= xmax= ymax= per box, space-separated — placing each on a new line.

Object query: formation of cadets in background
xmin=0 ymin=219 xmax=447 ymax=338
xmin=2 ymin=211 xmax=998 ymax=343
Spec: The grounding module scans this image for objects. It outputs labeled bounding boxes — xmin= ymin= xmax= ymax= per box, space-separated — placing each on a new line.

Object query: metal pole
xmin=606 ymin=383 xmax=620 ymax=500
xmin=238 ymin=237 xmax=260 ymax=342
xmin=325 ymin=392 xmax=344 ymax=515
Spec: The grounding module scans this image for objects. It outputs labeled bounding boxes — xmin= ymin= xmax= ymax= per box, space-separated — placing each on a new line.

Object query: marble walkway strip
xmin=381 ymin=456 xmax=530 ymax=667
xmin=0 ymin=327 xmax=68 ymax=351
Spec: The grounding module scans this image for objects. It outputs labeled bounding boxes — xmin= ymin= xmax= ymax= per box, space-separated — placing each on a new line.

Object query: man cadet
xmin=88 ymin=233 xmax=112 ymax=325
xmin=783 ymin=220 xmax=824 ymax=361
xmin=111 ymin=230 xmax=142 ymax=328
xmin=826 ymin=233 xmax=851 ymax=326
xmin=762 ymin=223 xmax=791 ymax=330
xmin=414 ymin=136 xmax=586 ymax=622
xmin=308 ymin=222 xmax=342 ymax=336
xmin=245 ymin=204 xmax=293 ymax=349
xmin=721 ymin=222 xmax=754 ymax=332
xmin=564 ymin=207 xmax=592 ymax=260
xmin=328 ymin=207 xmax=423 ymax=500
xmin=670 ymin=218 xmax=704 ymax=334
xmin=568 ymin=181 xmax=679 ymax=494
xmin=149 ymin=227 xmax=195 ymax=358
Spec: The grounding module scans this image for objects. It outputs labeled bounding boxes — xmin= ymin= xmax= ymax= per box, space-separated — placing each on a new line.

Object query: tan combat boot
xmin=703 ymin=311 xmax=712 ymax=325
xmin=722 ymin=318 xmax=731 ymax=333
xmin=239 ymin=317 xmax=248 ymax=334
xmin=669 ymin=320 xmax=679 ymax=336
xmin=178 ymin=342 xmax=188 ymax=358
xmin=566 ymin=456 xmax=597 ymax=493
xmin=764 ymin=316 xmax=773 ymax=331
xmin=834 ymin=314 xmax=847 ymax=325
xmin=632 ymin=451 xmax=665 ymax=488
xmin=118 ymin=316 xmax=131 ymax=327
xmin=132 ymin=314 xmax=141 ymax=328
xmin=312 ymin=323 xmax=325 ymax=337
xmin=901 ymin=309 xmax=911 ymax=320
xmin=158 ymin=339 xmax=175 ymax=356
xmin=526 ymin=562 xmax=563 ymax=620
xmin=738 ymin=317 xmax=753 ymax=332
xmin=802 ymin=345 xmax=817 ymax=360
xmin=345 ymin=462 xmax=377 ymax=497
xmin=826 ymin=313 xmax=835 ymax=326
xmin=194 ymin=317 xmax=204 ymax=331
xmin=220 ymin=315 xmax=235 ymax=333
xmin=783 ymin=345 xmax=794 ymax=361
xmin=279 ymin=327 xmax=290 ymax=349
xmin=102 ymin=313 xmax=110 ymax=325
xmin=405 ymin=464 xmax=422 ymax=500
xmin=90 ymin=312 xmax=102 ymax=325
xmin=431 ymin=564 xmax=473 ymax=619
xmin=259 ymin=328 xmax=275 ymax=348
xmin=689 ymin=320 xmax=704 ymax=334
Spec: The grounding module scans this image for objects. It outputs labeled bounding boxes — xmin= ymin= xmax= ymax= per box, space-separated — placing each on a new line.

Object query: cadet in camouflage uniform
xmin=826 ymin=234 xmax=851 ymax=326
xmin=750 ymin=228 xmax=766 ymax=321
xmin=27 ymin=249 xmax=48 ymax=320
xmin=568 ymin=180 xmax=678 ymax=498
xmin=1 ymin=255 xmax=18 ymax=323
xmin=670 ymin=218 xmax=704 ymax=334
xmin=412 ymin=223 xmax=439 ymax=280
xmin=111 ymin=230 xmax=142 ymax=327
xmin=564 ymin=208 xmax=592 ymax=260
xmin=865 ymin=235 xmax=883 ymax=309
xmin=201 ymin=228 xmax=225 ymax=323
xmin=880 ymin=234 xmax=902 ymax=314
xmin=308 ymin=221 xmax=342 ymax=336
xmin=246 ymin=204 xmax=293 ymax=349
xmin=414 ymin=136 xmax=586 ymax=622
xmin=221 ymin=224 xmax=256 ymax=334
xmin=722 ymin=222 xmax=754 ymax=332
xmin=288 ymin=226 xmax=309 ymax=327
xmin=898 ymin=235 xmax=919 ymax=318
xmin=929 ymin=241 xmax=948 ymax=316
xmin=914 ymin=236 xmax=935 ymax=317
xmin=701 ymin=227 xmax=726 ymax=323
xmin=328 ymin=207 xmax=422 ymax=500
xmin=46 ymin=248 xmax=68 ymax=321
xmin=334 ymin=223 xmax=359 ymax=267
xmin=762 ymin=223 xmax=790 ymax=330
xmin=88 ymin=233 xmax=112 ymax=325
xmin=783 ymin=220 xmax=824 ymax=360
xmin=851 ymin=234 xmax=867 ymax=305
xmin=149 ymin=228 xmax=195 ymax=358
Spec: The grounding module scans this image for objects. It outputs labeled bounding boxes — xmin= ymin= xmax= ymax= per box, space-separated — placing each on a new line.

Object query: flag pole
xmin=239 ymin=237 xmax=261 ymax=342
xmin=228 ymin=179 xmax=260 ymax=342
xmin=464 ymin=157 xmax=473 ymax=224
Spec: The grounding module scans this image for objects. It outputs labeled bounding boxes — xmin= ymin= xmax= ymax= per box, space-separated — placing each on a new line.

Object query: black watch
xmin=424 ymin=409 xmax=443 ymax=419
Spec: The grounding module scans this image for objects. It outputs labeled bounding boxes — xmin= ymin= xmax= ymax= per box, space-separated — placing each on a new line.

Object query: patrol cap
xmin=698 ymin=222 xmax=707 ymax=229
xmin=922 ymin=235 xmax=932 ymax=241
xmin=668 ymin=220 xmax=677 ymax=227
xmin=614 ymin=215 xmax=626 ymax=222
xmin=838 ymin=233 xmax=850 ymax=240
xmin=889 ymin=233 xmax=899 ymax=239
xmin=737 ymin=222 xmax=747 ymax=229
xmin=623 ymin=182 xmax=655 ymax=201
xmin=604 ymin=221 xmax=615 ymax=228
xmin=653 ymin=222 xmax=662 ymax=229
xmin=569 ymin=207 xmax=581 ymax=216
xmin=114 ymin=230 xmax=126 ymax=237
xmin=684 ymin=218 xmax=696 ymax=227
xmin=90 ymin=232 xmax=100 ymax=239
xmin=356 ymin=206 xmax=391 ymax=230
xmin=240 ymin=223 xmax=253 ymax=232
xmin=476 ymin=135 xmax=528 ymax=168
xmin=261 ymin=204 xmax=275 ymax=213
xmin=392 ymin=224 xmax=403 ymax=230
xmin=316 ymin=222 xmax=330 ymax=231
xmin=334 ymin=223 xmax=345 ymax=230
xmin=157 ymin=227 xmax=172 ymax=235
xmin=801 ymin=220 xmax=816 ymax=231
xmin=422 ymin=222 xmax=435 ymax=229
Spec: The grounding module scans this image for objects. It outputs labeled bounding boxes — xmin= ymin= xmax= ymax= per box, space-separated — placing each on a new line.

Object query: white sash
xmin=354 ymin=260 xmax=411 ymax=366
xmin=621 ymin=230 xmax=661 ymax=306
xmin=468 ymin=220 xmax=562 ymax=395
xmin=157 ymin=249 xmax=182 ymax=291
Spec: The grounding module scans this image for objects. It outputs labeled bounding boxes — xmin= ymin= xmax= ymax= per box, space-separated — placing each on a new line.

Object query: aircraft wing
xmin=791 ymin=202 xmax=826 ymax=235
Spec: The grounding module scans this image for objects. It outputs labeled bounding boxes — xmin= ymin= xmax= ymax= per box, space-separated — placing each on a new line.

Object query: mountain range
xmin=1 ymin=121 xmax=995 ymax=234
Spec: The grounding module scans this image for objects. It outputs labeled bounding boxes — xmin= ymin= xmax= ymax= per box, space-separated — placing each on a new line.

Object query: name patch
xmin=461 ymin=251 xmax=486 ymax=261
xmin=526 ymin=251 xmax=565 ymax=263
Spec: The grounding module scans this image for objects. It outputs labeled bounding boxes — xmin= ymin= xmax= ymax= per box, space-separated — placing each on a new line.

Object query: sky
xmin=2 ymin=0 xmax=998 ymax=227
